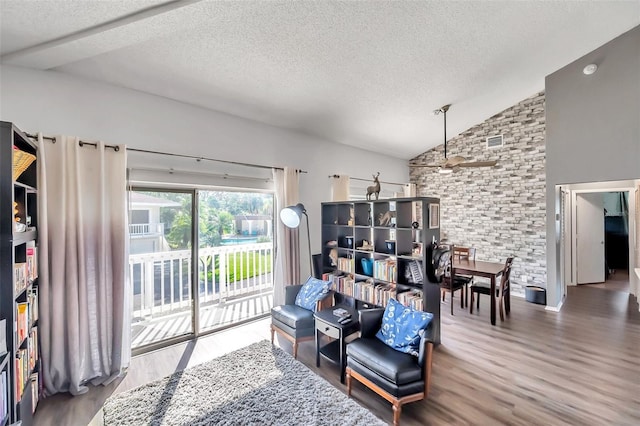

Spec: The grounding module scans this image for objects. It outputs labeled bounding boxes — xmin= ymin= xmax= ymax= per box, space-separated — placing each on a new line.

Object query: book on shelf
xmin=26 ymin=245 xmax=38 ymax=281
xmin=16 ymin=303 xmax=28 ymax=345
xmin=28 ymin=327 xmax=38 ymax=372
xmin=14 ymin=263 xmax=27 ymax=294
xmin=28 ymin=288 xmax=38 ymax=325
xmin=30 ymin=372 xmax=39 ymax=413
xmin=0 ymin=319 xmax=6 ymax=356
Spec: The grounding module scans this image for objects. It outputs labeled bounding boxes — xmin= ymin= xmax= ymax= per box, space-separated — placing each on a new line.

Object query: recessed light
xmin=583 ymin=64 xmax=598 ymax=75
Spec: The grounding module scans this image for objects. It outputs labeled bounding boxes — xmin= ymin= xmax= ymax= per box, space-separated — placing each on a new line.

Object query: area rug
xmin=103 ymin=340 xmax=386 ymax=425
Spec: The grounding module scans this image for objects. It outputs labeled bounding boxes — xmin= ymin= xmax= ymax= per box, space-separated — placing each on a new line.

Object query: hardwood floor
xmin=34 ymin=288 xmax=640 ymax=426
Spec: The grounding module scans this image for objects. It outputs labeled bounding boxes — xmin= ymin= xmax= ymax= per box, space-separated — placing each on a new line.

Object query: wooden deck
xmin=132 ymin=291 xmax=273 ymax=348
xmin=34 ymin=280 xmax=640 ymax=426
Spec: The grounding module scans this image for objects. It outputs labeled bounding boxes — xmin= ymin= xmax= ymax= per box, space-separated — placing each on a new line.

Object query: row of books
xmin=13 ymin=245 xmax=38 ymax=294
xmin=16 ymin=289 xmax=38 ymax=346
xmin=337 ymin=257 xmax=354 ymax=273
xmin=373 ymin=258 xmax=397 ymax=283
xmin=397 ymin=289 xmax=424 ymax=311
xmin=15 ymin=327 xmax=38 ymax=404
xmin=322 ymin=272 xmax=424 ymax=310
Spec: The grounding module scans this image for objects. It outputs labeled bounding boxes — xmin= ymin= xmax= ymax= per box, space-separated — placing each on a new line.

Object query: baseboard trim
xmin=545 ymin=297 xmax=564 ymax=312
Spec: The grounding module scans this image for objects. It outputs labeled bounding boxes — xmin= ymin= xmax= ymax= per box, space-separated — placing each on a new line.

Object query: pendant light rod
xmin=433 ymin=104 xmax=451 ymax=159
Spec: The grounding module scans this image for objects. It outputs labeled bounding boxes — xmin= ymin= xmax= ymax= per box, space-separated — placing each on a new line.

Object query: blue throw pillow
xmin=294 ymin=276 xmax=332 ymax=312
xmin=375 ymin=298 xmax=433 ymax=356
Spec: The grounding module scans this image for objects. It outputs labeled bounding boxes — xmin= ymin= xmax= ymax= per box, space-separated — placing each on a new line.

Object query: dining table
xmin=452 ymin=258 xmax=506 ymax=325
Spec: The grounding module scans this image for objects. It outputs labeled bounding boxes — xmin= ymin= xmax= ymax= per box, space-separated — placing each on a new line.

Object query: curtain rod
xmin=127 ymin=147 xmax=306 ymax=173
xmin=329 ymin=174 xmax=407 ymax=186
xmin=25 ymin=133 xmax=307 ymax=173
xmin=25 ymin=132 xmax=120 ymax=151
xmin=130 ymin=166 xmax=273 ymax=183
xmin=25 ymin=131 xmax=306 ymax=172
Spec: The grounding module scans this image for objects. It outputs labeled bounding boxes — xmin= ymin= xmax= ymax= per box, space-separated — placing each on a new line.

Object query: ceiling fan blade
xmin=408 ymin=163 xmax=441 ymax=168
xmin=443 ymin=155 xmax=466 ymax=167
xmin=457 ymin=160 xmax=498 ymax=168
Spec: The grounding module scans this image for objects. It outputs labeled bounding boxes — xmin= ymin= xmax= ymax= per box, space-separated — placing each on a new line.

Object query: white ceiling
xmin=1 ymin=1 xmax=639 ymax=159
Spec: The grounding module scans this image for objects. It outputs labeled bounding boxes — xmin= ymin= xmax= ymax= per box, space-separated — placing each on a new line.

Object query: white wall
xmin=0 ymin=65 xmax=409 ymax=278
xmin=545 ymin=25 xmax=640 ymax=308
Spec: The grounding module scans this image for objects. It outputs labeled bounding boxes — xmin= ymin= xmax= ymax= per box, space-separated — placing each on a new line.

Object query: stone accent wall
xmin=410 ymin=92 xmax=546 ymax=295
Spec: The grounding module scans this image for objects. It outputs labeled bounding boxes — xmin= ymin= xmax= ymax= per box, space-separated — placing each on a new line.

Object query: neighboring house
xmin=129 ymin=192 xmax=180 ymax=254
xmin=234 ymin=214 xmax=272 ymax=237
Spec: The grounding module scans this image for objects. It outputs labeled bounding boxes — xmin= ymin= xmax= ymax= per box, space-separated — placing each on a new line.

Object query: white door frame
xmin=569 ymin=186 xmax=635 ymax=286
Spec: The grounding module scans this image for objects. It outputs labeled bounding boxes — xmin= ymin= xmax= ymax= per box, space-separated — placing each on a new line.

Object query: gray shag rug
xmin=103 ymin=340 xmax=386 ymax=425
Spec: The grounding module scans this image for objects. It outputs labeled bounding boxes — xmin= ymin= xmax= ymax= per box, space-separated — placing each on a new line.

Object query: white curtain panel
xmin=272 ymin=167 xmax=300 ymax=306
xmin=37 ymin=134 xmax=130 ymax=395
xmin=331 ymin=175 xmax=350 ymax=201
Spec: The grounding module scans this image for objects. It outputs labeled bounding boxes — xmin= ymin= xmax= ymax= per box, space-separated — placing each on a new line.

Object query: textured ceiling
xmin=1 ymin=0 xmax=639 ymax=159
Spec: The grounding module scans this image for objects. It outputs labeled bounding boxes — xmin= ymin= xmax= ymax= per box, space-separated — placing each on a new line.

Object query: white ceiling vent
xmin=486 ymin=135 xmax=504 ymax=149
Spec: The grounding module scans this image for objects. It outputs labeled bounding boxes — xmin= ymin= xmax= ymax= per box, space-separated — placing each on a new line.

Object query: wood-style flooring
xmin=34 ymin=286 xmax=640 ymax=426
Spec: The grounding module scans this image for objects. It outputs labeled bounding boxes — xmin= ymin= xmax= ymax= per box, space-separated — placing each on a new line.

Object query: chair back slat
xmin=499 ymin=257 xmax=515 ymax=293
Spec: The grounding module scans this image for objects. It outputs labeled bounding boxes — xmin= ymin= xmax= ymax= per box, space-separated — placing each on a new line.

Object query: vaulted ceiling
xmin=1 ymin=1 xmax=638 ymax=159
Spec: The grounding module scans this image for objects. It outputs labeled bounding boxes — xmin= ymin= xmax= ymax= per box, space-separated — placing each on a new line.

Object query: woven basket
xmin=12 ymin=147 xmax=36 ymax=181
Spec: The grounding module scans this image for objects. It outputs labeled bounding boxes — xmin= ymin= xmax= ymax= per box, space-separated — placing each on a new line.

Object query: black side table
xmin=314 ymin=305 xmax=359 ymax=383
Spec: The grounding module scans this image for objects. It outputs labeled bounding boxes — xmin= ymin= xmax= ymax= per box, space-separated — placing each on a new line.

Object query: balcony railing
xmin=129 ymin=242 xmax=273 ymax=320
xmin=129 ymin=223 xmax=165 ymax=236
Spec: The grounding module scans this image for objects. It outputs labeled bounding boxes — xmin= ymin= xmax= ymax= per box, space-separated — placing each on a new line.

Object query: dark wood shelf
xmin=321 ymin=197 xmax=442 ymax=344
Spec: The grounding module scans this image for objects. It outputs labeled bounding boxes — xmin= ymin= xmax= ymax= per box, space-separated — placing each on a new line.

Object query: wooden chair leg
xmin=460 ymin=288 xmax=464 ymax=309
xmin=470 ymin=291 xmax=474 ymax=314
xmin=499 ymin=293 xmax=505 ymax=321
xmin=293 ymin=341 xmax=298 ymax=359
xmin=270 ymin=325 xmax=275 ymax=344
xmin=451 ymin=291 xmax=454 ymax=315
xmin=477 ymin=292 xmax=480 ymax=309
xmin=441 ymin=289 xmax=445 ymax=302
xmin=346 ymin=368 xmax=352 ymax=397
xmin=392 ymin=401 xmax=402 ymax=426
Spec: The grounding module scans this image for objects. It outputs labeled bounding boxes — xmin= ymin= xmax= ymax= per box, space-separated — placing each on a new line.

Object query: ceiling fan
xmin=410 ymin=104 xmax=497 ymax=173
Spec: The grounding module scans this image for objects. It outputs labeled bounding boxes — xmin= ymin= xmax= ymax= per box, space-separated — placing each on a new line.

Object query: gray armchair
xmin=346 ymin=308 xmax=434 ymax=426
xmin=270 ymin=284 xmax=333 ymax=358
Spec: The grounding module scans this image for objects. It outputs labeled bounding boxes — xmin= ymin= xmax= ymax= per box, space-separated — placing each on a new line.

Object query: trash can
xmin=525 ymin=286 xmax=546 ymax=305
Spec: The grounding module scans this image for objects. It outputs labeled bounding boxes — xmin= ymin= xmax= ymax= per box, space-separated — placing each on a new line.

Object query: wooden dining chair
xmin=452 ymin=246 xmax=475 ymax=306
xmin=440 ymin=245 xmax=467 ymax=315
xmin=469 ymin=257 xmax=514 ymax=320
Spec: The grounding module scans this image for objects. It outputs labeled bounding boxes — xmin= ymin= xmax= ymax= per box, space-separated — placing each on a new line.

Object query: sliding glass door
xmin=129 ymin=190 xmax=194 ymax=350
xmin=197 ymin=191 xmax=274 ymax=332
xmin=128 ymin=188 xmax=275 ymax=352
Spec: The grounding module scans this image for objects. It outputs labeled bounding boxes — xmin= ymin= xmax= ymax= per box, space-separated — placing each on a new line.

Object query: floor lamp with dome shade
xmin=280 ymin=203 xmax=313 ymax=277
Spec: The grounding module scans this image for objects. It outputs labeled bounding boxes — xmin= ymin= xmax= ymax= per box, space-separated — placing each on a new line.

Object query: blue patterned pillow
xmin=294 ymin=276 xmax=332 ymax=312
xmin=375 ymin=298 xmax=433 ymax=356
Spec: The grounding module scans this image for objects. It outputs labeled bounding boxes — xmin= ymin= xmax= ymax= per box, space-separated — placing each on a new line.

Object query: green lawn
xmin=202 ymin=252 xmax=272 ymax=283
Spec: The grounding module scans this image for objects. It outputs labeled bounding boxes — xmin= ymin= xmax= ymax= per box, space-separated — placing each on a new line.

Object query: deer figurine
xmin=366 ymin=172 xmax=381 ymax=200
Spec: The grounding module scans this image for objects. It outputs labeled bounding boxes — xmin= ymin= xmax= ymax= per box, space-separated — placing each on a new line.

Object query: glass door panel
xmin=197 ymin=191 xmax=274 ymax=332
xmin=129 ymin=190 xmax=194 ymax=350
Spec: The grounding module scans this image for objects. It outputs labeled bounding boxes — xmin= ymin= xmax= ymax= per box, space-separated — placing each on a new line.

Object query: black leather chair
xmin=270 ymin=284 xmax=332 ymax=359
xmin=345 ymin=308 xmax=434 ymax=426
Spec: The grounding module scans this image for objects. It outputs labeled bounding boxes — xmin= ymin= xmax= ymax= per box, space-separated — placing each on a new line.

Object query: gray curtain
xmin=37 ymin=134 xmax=130 ymax=395
xmin=272 ymin=167 xmax=300 ymax=306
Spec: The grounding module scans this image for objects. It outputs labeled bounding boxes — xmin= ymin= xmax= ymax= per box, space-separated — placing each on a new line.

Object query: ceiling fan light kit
xmin=411 ymin=103 xmax=498 ymax=172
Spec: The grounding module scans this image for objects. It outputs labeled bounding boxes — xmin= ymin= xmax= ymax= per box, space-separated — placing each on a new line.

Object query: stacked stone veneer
xmin=410 ymin=92 xmax=546 ymax=295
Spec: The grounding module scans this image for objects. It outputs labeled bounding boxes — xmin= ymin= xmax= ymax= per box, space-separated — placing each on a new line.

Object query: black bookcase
xmin=320 ymin=197 xmax=442 ymax=343
xmin=0 ymin=122 xmax=41 ymax=426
